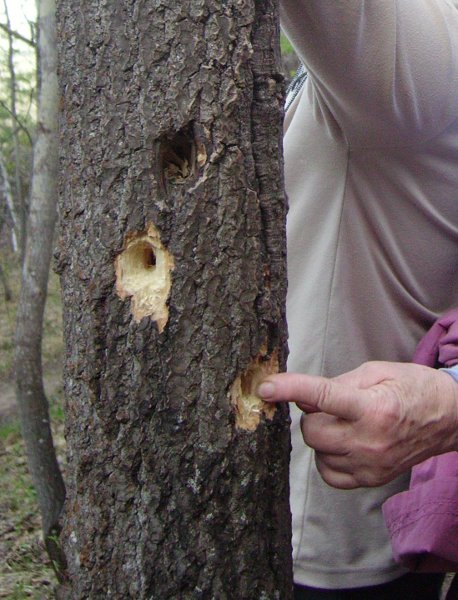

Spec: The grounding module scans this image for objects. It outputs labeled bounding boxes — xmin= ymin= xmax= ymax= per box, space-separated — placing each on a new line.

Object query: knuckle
xmin=359 ymin=360 xmax=380 ymax=376
xmin=315 ymin=380 xmax=332 ymax=410
xmin=359 ymin=361 xmax=373 ymax=374
xmin=366 ymin=438 xmax=390 ymax=458
xmin=355 ymin=457 xmax=394 ymax=487
xmin=378 ymin=401 xmax=402 ymax=432
xmin=370 ymin=387 xmax=402 ymax=431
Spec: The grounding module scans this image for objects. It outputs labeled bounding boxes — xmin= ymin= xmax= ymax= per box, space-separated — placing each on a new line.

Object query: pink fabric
xmin=382 ymin=309 xmax=458 ymax=573
xmin=413 ymin=308 xmax=458 ymax=368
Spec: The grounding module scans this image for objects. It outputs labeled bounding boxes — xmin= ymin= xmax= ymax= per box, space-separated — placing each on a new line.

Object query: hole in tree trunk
xmin=115 ymin=224 xmax=174 ymax=332
xmin=143 ymin=246 xmax=156 ymax=269
xmin=159 ymin=123 xmax=206 ymax=189
xmin=230 ymin=347 xmax=279 ymax=431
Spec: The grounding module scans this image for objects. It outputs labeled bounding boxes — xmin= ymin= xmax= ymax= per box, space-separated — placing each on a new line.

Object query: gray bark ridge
xmin=57 ymin=0 xmax=292 ymax=598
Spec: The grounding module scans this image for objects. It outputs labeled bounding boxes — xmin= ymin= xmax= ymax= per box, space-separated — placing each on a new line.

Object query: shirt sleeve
xmin=441 ymin=365 xmax=458 ymax=383
xmin=280 ymin=0 xmax=458 ymax=146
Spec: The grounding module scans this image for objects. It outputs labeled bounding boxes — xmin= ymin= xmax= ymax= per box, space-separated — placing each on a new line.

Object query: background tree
xmin=0 ymin=1 xmax=35 ymax=257
xmin=14 ymin=0 xmax=65 ymax=576
xmin=57 ymin=0 xmax=292 ymax=597
xmin=0 ymin=147 xmax=19 ymax=253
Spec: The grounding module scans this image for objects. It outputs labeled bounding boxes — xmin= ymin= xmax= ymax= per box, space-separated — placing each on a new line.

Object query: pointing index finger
xmin=257 ymin=372 xmax=364 ymax=421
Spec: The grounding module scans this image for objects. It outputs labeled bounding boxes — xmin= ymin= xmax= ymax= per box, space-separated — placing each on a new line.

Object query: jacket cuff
xmin=382 ymin=475 xmax=458 ymax=572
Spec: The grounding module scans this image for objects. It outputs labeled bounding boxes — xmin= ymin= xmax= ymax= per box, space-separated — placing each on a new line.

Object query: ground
xmin=0 ymin=396 xmax=65 ymax=599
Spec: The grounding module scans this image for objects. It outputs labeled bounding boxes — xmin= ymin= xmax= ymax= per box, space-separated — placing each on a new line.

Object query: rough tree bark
xmin=57 ymin=0 xmax=292 ymax=598
xmin=14 ymin=0 xmax=66 ymax=574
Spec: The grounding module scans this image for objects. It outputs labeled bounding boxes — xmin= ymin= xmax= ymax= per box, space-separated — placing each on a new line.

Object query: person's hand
xmin=257 ymin=362 xmax=458 ymax=489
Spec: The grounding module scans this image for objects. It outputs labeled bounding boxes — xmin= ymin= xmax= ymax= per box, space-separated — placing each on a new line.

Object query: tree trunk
xmin=2 ymin=0 xmax=26 ymax=257
xmin=56 ymin=0 xmax=291 ymax=598
xmin=14 ymin=0 xmax=66 ymax=575
xmin=0 ymin=150 xmax=19 ymax=252
xmin=0 ymin=260 xmax=12 ymax=301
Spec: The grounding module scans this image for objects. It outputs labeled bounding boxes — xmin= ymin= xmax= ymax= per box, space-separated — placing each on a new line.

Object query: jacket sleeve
xmin=382 ymin=310 xmax=458 ymax=572
xmin=382 ymin=453 xmax=458 ymax=573
xmin=280 ymin=0 xmax=458 ymax=146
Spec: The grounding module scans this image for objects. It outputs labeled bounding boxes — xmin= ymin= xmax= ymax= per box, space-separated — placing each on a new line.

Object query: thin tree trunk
xmin=14 ymin=0 xmax=66 ymax=576
xmin=0 ymin=260 xmax=12 ymax=301
xmin=0 ymin=97 xmax=35 ymax=146
xmin=57 ymin=0 xmax=292 ymax=598
xmin=0 ymin=151 xmax=19 ymax=252
xmin=2 ymin=0 xmax=26 ymax=257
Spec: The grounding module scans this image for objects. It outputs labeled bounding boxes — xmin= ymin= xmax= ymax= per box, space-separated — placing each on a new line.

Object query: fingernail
xmin=257 ymin=382 xmax=276 ymax=399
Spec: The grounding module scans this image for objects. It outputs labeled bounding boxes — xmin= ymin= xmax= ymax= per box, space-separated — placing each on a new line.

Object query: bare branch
xmin=0 ymin=23 xmax=36 ymax=48
xmin=0 ymin=99 xmax=34 ymax=146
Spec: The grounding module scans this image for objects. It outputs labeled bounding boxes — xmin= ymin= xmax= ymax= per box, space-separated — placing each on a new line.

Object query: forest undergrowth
xmin=0 ymin=254 xmax=64 ymax=599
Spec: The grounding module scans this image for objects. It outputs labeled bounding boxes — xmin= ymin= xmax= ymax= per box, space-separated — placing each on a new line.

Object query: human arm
xmin=280 ymin=0 xmax=458 ymax=144
xmin=381 ymin=360 xmax=458 ymax=572
xmin=258 ymin=361 xmax=458 ymax=489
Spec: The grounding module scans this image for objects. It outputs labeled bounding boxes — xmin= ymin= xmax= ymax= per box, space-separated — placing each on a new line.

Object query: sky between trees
xmin=2 ymin=0 xmax=36 ymax=33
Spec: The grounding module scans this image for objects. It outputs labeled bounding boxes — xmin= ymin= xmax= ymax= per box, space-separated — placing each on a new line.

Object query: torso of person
xmin=282 ymin=0 xmax=458 ymax=589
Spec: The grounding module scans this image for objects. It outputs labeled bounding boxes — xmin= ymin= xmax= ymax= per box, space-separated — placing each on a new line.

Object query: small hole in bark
xmin=159 ymin=123 xmax=207 ymax=187
xmin=240 ymin=368 xmax=256 ymax=397
xmin=230 ymin=348 xmax=279 ymax=431
xmin=122 ymin=241 xmax=157 ymax=279
xmin=115 ymin=224 xmax=174 ymax=332
xmin=143 ymin=246 xmax=156 ymax=269
xmin=159 ymin=125 xmax=199 ymax=186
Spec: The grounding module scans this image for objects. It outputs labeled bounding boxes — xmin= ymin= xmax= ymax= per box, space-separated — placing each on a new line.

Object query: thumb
xmin=257 ymin=372 xmax=364 ymax=421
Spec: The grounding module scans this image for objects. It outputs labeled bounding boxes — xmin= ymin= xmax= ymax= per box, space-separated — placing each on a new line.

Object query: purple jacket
xmin=382 ymin=309 xmax=458 ymax=573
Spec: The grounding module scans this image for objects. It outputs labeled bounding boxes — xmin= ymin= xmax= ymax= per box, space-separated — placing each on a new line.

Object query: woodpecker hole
xmin=160 ymin=126 xmax=196 ymax=184
xmin=159 ymin=123 xmax=207 ymax=190
xmin=230 ymin=347 xmax=278 ymax=431
xmin=115 ymin=224 xmax=174 ymax=332
xmin=143 ymin=245 xmax=156 ymax=268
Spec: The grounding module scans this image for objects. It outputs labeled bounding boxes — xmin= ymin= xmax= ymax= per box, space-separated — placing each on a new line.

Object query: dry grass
xmin=0 ymin=413 xmax=65 ymax=599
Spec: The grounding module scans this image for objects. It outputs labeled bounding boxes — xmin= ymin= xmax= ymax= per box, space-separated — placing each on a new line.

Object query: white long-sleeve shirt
xmin=281 ymin=0 xmax=458 ymax=588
